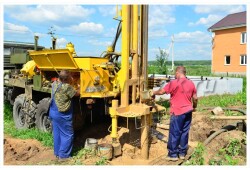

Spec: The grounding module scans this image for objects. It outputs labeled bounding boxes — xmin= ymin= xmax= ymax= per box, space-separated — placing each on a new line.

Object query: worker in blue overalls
xmin=49 ymin=70 xmax=80 ymax=160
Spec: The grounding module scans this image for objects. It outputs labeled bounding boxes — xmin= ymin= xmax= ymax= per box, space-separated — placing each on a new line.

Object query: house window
xmin=240 ymin=55 xmax=247 ymax=65
xmin=225 ymin=55 xmax=230 ymax=65
xmin=241 ymin=32 xmax=247 ymax=44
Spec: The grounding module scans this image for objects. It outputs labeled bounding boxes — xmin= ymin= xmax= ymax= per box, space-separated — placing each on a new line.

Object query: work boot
xmin=58 ymin=157 xmax=71 ymax=162
xmin=179 ymin=155 xmax=185 ymax=160
xmin=166 ymin=156 xmax=179 ymax=161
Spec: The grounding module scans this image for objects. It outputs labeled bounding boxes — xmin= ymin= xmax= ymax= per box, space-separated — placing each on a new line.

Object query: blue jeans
xmin=167 ymin=110 xmax=192 ymax=158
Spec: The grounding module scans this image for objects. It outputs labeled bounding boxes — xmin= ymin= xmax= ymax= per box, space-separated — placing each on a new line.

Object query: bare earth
xmin=3 ymin=111 xmax=246 ymax=166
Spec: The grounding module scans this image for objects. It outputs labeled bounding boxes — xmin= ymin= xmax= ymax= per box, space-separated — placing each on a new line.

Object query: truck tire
xmin=13 ymin=94 xmax=37 ymax=129
xmin=35 ymin=98 xmax=52 ymax=133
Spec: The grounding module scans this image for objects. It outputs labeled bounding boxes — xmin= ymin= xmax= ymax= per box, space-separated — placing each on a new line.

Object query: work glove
xmin=148 ymin=89 xmax=155 ymax=99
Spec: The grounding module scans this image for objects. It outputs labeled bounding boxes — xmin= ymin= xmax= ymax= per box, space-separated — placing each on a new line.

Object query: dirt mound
xmin=4 ymin=135 xmax=56 ymax=165
xmin=189 ymin=112 xmax=240 ymax=142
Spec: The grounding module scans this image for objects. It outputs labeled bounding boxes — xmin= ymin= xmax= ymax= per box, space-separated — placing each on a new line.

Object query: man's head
xmin=175 ymin=66 xmax=186 ymax=79
xmin=59 ymin=70 xmax=72 ymax=83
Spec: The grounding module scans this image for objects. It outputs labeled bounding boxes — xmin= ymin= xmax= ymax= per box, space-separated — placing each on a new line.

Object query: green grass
xmin=198 ymin=93 xmax=246 ymax=108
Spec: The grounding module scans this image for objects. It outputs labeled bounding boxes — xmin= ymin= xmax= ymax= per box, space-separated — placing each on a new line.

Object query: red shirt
xmin=163 ymin=77 xmax=197 ymax=115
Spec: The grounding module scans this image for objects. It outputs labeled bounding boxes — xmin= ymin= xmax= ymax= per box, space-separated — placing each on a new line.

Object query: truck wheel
xmin=36 ymin=98 xmax=52 ymax=133
xmin=13 ymin=94 xmax=37 ymax=129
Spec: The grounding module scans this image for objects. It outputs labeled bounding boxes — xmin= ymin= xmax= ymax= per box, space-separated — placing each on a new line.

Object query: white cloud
xmin=5 ymin=5 xmax=95 ymax=25
xmin=56 ymin=37 xmax=68 ymax=49
xmin=98 ymin=5 xmax=116 ymax=17
xmin=194 ymin=5 xmax=246 ymax=14
xmin=174 ymin=31 xmax=212 ymax=44
xmin=149 ymin=5 xmax=175 ymax=28
xmin=87 ymin=39 xmax=111 ymax=47
xmin=173 ymin=31 xmax=212 ymax=60
xmin=68 ymin=22 xmax=104 ymax=34
xmin=4 ymin=22 xmax=31 ymax=34
xmin=149 ymin=30 xmax=168 ymax=39
xmin=34 ymin=32 xmax=50 ymax=39
xmin=188 ymin=14 xmax=223 ymax=27
xmin=190 ymin=5 xmax=246 ymax=28
xmin=175 ymin=44 xmax=211 ymax=60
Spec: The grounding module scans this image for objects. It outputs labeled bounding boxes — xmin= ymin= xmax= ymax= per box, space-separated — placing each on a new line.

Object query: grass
xmin=198 ymin=93 xmax=246 ymax=108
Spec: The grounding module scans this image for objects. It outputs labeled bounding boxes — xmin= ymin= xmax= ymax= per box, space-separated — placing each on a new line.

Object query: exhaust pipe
xmin=34 ymin=36 xmax=39 ymax=51
xmin=52 ymin=37 xmax=57 ymax=50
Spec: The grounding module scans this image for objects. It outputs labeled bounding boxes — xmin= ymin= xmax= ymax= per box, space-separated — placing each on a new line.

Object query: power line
xmin=4 ymin=28 xmax=115 ymax=39
xmin=4 ymin=28 xmax=211 ymax=45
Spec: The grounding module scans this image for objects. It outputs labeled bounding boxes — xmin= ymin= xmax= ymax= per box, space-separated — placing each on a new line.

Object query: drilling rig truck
xmin=4 ymin=5 xmax=166 ymax=159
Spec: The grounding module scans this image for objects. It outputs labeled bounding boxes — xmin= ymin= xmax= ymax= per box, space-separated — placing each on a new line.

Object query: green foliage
xmin=156 ymin=99 xmax=170 ymax=109
xmin=4 ymin=102 xmax=53 ymax=147
xmin=209 ymin=138 xmax=242 ymax=165
xmin=72 ymin=147 xmax=95 ymax=159
xmin=184 ymin=143 xmax=205 ymax=165
xmin=155 ymin=47 xmax=169 ymax=74
xmin=225 ymin=138 xmax=241 ymax=156
xmin=95 ymin=157 xmax=108 ymax=165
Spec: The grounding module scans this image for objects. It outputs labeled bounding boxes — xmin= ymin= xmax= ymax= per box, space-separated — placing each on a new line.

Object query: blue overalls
xmin=49 ymin=83 xmax=74 ymax=159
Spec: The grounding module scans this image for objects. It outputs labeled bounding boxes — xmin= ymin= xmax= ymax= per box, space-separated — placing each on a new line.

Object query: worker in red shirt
xmin=150 ymin=66 xmax=198 ymax=161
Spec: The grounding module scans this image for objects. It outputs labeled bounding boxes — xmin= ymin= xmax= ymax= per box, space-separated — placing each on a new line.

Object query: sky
xmin=2 ymin=2 xmax=247 ymax=61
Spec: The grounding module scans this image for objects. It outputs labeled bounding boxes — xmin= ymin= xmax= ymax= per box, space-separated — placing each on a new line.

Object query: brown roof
xmin=208 ymin=11 xmax=246 ymax=31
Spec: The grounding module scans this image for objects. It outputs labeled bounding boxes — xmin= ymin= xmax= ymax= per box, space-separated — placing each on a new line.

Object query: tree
xmin=156 ymin=47 xmax=168 ymax=75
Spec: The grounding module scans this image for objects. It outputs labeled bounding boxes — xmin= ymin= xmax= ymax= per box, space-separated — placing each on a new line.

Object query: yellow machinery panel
xmin=74 ymin=57 xmax=108 ymax=70
xmin=29 ymin=49 xmax=79 ymax=71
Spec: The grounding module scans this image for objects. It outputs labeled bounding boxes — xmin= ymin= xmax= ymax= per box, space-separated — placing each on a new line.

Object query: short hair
xmin=176 ymin=66 xmax=186 ymax=75
xmin=59 ymin=70 xmax=70 ymax=82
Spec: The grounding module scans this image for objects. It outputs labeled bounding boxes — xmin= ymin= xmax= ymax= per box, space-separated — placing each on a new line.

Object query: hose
xmin=203 ymin=124 xmax=236 ymax=146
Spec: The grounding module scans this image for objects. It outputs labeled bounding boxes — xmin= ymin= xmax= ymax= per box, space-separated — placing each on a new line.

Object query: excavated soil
xmin=4 ymin=135 xmax=57 ymax=165
xmin=3 ymin=111 xmax=246 ymax=165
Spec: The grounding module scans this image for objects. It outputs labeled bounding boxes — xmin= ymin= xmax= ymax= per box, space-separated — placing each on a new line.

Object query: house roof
xmin=208 ymin=11 xmax=246 ymax=32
